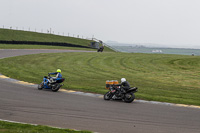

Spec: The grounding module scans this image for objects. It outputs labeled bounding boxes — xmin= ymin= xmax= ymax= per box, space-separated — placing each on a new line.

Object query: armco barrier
xmin=0 ymin=40 xmax=92 ymax=49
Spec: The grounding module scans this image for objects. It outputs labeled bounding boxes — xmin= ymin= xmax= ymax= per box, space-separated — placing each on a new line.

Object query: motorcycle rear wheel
xmin=124 ymin=92 xmax=135 ymax=103
xmin=51 ymin=83 xmax=60 ymax=92
xmin=104 ymin=92 xmax=113 ymax=100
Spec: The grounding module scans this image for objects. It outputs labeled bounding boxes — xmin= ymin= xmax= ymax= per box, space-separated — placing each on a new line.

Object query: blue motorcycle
xmin=38 ymin=74 xmax=65 ymax=92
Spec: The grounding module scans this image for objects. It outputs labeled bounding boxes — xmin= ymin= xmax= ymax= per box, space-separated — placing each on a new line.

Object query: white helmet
xmin=121 ymin=78 xmax=126 ymax=83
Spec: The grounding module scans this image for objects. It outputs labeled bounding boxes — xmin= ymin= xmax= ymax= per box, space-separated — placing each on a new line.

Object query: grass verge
xmin=0 ymin=29 xmax=115 ymax=52
xmin=0 ymin=44 xmax=115 ymax=52
xmin=0 ymin=52 xmax=200 ymax=106
xmin=0 ymin=29 xmax=92 ymax=47
xmin=0 ymin=44 xmax=96 ymax=51
xmin=0 ymin=120 xmax=91 ymax=133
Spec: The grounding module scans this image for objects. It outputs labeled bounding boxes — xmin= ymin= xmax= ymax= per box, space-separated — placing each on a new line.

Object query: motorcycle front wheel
xmin=124 ymin=92 xmax=135 ymax=103
xmin=38 ymin=82 xmax=44 ymax=90
xmin=104 ymin=92 xmax=113 ymax=100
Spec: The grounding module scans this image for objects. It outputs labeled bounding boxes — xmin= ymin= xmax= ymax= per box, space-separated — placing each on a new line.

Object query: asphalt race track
xmin=0 ymin=49 xmax=200 ymax=133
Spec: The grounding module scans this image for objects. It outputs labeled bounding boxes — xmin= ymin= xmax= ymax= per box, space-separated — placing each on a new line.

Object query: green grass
xmin=0 ymin=29 xmax=114 ymax=52
xmin=0 ymin=52 xmax=200 ymax=106
xmin=0 ymin=44 xmax=114 ymax=52
xmin=0 ymin=44 xmax=96 ymax=51
xmin=0 ymin=121 xmax=91 ymax=133
xmin=0 ymin=29 xmax=92 ymax=47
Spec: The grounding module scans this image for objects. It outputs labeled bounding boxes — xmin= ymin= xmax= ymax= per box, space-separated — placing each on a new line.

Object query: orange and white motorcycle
xmin=104 ymin=80 xmax=138 ymax=103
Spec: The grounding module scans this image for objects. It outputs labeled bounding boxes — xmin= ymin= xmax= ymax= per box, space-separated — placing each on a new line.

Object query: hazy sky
xmin=1 ymin=0 xmax=200 ymax=48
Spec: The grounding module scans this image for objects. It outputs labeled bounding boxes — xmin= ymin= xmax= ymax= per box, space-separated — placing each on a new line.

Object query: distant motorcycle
xmin=38 ymin=74 xmax=65 ymax=92
xmin=97 ymin=46 xmax=104 ymax=52
xmin=104 ymin=81 xmax=138 ymax=103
